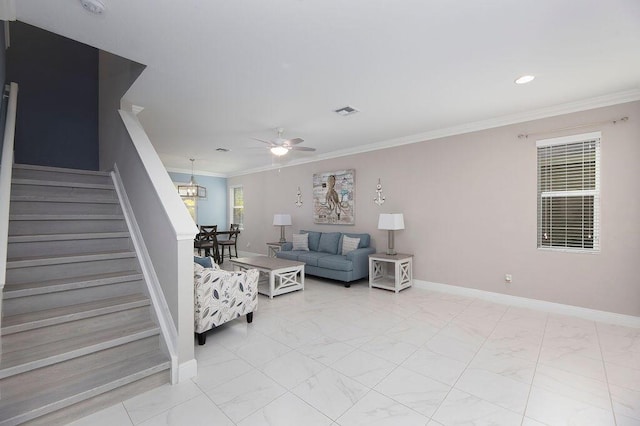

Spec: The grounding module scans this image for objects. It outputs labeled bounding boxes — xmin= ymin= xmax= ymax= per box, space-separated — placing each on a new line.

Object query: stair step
xmin=9 ymin=217 xmax=127 ymax=235
xmin=11 ymin=178 xmax=114 ymax=190
xmin=9 ymin=198 xmax=122 ymax=215
xmin=9 ymin=214 xmax=124 ymax=221
xmin=13 ymin=163 xmax=111 ymax=176
xmin=7 ymin=233 xmax=132 ymax=259
xmin=0 ymin=351 xmax=169 ymax=426
xmin=0 ymin=337 xmax=161 ymax=401
xmin=10 ymin=179 xmax=117 ymax=201
xmin=6 ymin=250 xmax=137 ymax=269
xmin=8 ymin=232 xmax=130 ymax=243
xmin=2 ymin=270 xmax=143 ymax=298
xmin=2 ymin=294 xmax=150 ymax=335
xmin=0 ymin=320 xmax=160 ymax=379
xmin=10 ymin=195 xmax=119 ymax=203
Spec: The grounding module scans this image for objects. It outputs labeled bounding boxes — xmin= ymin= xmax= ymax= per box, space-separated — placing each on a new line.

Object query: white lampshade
xmin=378 ymin=213 xmax=404 ymax=230
xmin=273 ymin=214 xmax=292 ymax=226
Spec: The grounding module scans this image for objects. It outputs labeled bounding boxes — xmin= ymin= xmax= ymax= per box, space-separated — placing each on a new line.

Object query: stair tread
xmin=8 ymin=232 xmax=130 ymax=243
xmin=12 ymin=163 xmax=112 ymax=176
xmin=12 ymin=178 xmax=114 ymax=189
xmin=0 ymin=351 xmax=169 ymax=423
xmin=0 ymin=321 xmax=160 ymax=376
xmin=9 ymin=213 xmax=124 ymax=220
xmin=2 ymin=293 xmax=150 ymax=332
xmin=3 ymin=270 xmax=142 ymax=295
xmin=7 ymin=250 xmax=136 ymax=267
xmin=10 ymin=195 xmax=119 ymax=203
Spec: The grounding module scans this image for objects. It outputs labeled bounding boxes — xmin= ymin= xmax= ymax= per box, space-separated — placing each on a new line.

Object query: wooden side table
xmin=266 ymin=241 xmax=287 ymax=258
xmin=368 ymin=253 xmax=413 ymax=293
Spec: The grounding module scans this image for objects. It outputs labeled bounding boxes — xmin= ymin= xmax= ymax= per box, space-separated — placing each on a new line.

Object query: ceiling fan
xmin=252 ymin=128 xmax=316 ymax=156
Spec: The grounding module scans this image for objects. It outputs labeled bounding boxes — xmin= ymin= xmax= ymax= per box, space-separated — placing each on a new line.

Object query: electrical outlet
xmin=246 ymin=242 xmax=251 ymax=248
xmin=505 ymin=274 xmax=512 ymax=283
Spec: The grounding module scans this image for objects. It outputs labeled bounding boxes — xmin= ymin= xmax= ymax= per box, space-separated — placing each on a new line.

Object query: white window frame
xmin=536 ymin=131 xmax=600 ymax=253
xmin=229 ymin=185 xmax=244 ymax=230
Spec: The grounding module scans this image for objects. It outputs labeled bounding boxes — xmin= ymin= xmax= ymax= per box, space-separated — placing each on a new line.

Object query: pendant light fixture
xmin=178 ymin=159 xmax=207 ymax=198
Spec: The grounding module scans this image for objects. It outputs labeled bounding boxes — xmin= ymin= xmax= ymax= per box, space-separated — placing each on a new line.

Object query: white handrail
xmin=0 ymin=82 xmax=18 ymax=292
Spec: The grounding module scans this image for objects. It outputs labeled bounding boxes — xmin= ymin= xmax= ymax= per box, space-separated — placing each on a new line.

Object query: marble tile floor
xmin=70 ymin=275 xmax=640 ymax=426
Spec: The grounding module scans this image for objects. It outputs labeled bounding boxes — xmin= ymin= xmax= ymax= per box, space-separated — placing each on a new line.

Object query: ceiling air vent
xmin=216 ymin=148 xmax=230 ymax=152
xmin=334 ymin=106 xmax=359 ymax=116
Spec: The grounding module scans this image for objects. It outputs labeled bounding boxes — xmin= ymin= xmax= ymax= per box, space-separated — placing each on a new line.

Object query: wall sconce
xmin=295 ymin=186 xmax=303 ymax=207
xmin=374 ymin=178 xmax=385 ymax=206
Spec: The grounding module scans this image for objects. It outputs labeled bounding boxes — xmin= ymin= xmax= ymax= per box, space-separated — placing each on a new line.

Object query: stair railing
xmin=0 ymin=82 xmax=18 ymax=303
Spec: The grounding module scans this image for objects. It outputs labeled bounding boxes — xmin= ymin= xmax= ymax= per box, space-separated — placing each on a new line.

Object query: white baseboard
xmin=413 ymin=279 xmax=640 ymax=328
xmin=177 ymin=359 xmax=197 ymax=383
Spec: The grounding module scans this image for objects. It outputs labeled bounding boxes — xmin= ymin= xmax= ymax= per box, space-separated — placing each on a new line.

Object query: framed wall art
xmin=313 ymin=169 xmax=355 ymax=225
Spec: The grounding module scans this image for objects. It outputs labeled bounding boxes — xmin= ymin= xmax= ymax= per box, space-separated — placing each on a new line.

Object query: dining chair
xmin=194 ymin=225 xmax=220 ymax=263
xmin=218 ymin=223 xmax=240 ymax=261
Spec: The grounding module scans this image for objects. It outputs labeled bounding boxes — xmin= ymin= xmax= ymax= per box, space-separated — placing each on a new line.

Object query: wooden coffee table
xmin=230 ymin=256 xmax=305 ymax=299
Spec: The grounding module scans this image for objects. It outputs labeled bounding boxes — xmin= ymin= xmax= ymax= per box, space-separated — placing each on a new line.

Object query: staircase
xmin=0 ymin=164 xmax=171 ymax=425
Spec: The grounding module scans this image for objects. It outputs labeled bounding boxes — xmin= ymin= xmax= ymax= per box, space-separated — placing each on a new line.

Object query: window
xmin=537 ymin=132 xmax=600 ymax=252
xmin=230 ymin=185 xmax=244 ymax=229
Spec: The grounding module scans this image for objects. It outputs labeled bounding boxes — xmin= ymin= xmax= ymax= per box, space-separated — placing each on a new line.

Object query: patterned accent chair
xmin=194 ymin=260 xmax=259 ymax=345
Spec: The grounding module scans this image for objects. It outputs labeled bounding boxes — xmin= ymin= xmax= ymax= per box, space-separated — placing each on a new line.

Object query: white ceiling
xmin=13 ymin=0 xmax=640 ymax=176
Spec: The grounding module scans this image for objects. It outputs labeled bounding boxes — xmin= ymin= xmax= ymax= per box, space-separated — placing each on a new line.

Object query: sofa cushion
xmin=318 ymin=232 xmax=341 ymax=254
xmin=277 ymin=250 xmax=303 ymax=261
xmin=301 ymin=230 xmax=321 ymax=252
xmin=317 ymin=255 xmax=353 ymax=272
xmin=340 ymin=233 xmax=371 ymax=249
xmin=292 ymin=233 xmax=309 ymax=251
xmin=297 ymin=251 xmax=332 ymax=267
xmin=341 ymin=236 xmax=360 ymax=255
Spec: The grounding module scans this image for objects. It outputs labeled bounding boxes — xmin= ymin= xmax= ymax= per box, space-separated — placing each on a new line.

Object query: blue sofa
xmin=276 ymin=230 xmax=375 ymax=287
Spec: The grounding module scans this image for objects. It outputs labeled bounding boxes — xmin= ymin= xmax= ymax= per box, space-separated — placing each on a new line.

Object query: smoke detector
xmin=80 ymin=0 xmax=106 ymax=14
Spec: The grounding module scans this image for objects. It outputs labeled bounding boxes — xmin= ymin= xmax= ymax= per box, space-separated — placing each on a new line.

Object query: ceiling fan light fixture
xmin=270 ymin=146 xmax=289 ymax=156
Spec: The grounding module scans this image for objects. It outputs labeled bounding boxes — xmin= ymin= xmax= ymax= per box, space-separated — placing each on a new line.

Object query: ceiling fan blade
xmin=285 ymin=137 xmax=304 ymax=145
xmin=252 ymin=137 xmax=276 ymax=146
xmin=290 ymin=146 xmax=316 ymax=152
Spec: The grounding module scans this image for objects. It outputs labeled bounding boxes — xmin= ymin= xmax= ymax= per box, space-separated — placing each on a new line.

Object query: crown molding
xmin=0 ymin=0 xmax=16 ymax=21
xmin=165 ymin=167 xmax=227 ymax=179
xmin=229 ymin=89 xmax=640 ymax=178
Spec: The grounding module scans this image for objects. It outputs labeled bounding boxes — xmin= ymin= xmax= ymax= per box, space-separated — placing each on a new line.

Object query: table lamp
xmin=378 ymin=213 xmax=404 ymax=255
xmin=273 ymin=214 xmax=292 ymax=243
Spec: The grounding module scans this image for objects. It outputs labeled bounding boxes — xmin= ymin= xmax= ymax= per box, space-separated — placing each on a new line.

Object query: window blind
xmin=537 ymin=132 xmax=600 ymax=251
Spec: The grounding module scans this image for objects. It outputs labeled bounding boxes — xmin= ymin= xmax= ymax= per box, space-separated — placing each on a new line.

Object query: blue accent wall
xmin=7 ymin=22 xmax=98 ymax=170
xmin=168 ymin=172 xmax=228 ymax=227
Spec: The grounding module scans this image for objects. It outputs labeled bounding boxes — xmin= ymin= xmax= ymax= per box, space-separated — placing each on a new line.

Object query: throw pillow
xmin=292 ymin=233 xmax=309 ymax=251
xmin=301 ymin=230 xmax=321 ymax=252
xmin=341 ymin=236 xmax=360 ymax=255
xmin=194 ymin=255 xmax=213 ymax=268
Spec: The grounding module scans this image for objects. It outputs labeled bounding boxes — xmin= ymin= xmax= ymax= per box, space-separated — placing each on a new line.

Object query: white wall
xmin=229 ymin=101 xmax=640 ymax=316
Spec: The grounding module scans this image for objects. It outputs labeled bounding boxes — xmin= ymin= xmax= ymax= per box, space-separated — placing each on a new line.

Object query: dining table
xmin=194 ymin=229 xmax=240 ymax=265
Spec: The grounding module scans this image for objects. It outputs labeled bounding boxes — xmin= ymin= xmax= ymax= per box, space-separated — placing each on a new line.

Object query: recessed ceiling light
xmin=80 ymin=0 xmax=106 ymax=14
xmin=515 ymin=75 xmax=535 ymax=85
